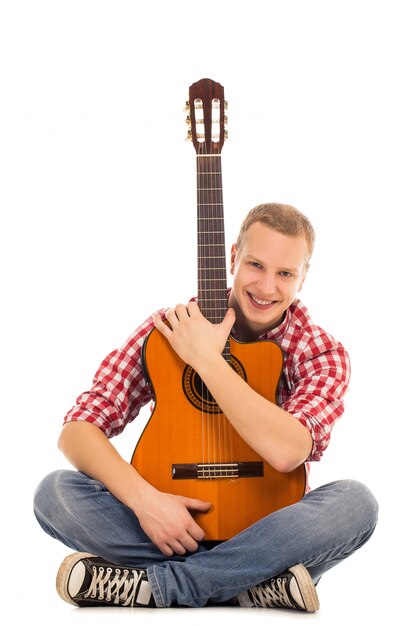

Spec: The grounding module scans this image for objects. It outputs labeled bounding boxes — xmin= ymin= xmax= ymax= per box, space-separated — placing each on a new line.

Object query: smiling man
xmin=34 ymin=203 xmax=378 ymax=612
xmin=229 ymin=207 xmax=312 ymax=340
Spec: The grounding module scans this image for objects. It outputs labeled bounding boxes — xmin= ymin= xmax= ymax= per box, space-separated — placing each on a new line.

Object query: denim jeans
xmin=34 ymin=470 xmax=378 ymax=607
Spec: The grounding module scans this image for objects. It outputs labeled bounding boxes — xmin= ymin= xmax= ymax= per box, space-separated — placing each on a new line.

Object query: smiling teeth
xmin=251 ymin=294 xmax=274 ymax=305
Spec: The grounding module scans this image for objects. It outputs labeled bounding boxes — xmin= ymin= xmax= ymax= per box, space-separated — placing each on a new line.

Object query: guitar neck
xmin=197 ymin=154 xmax=228 ymax=324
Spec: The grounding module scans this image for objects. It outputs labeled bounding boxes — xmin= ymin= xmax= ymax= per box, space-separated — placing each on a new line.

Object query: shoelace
xmin=249 ymin=576 xmax=296 ymax=609
xmin=85 ymin=565 xmax=143 ymax=606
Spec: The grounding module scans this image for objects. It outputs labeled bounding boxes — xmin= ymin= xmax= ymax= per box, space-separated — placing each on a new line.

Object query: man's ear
xmin=230 ymin=243 xmax=237 ymax=275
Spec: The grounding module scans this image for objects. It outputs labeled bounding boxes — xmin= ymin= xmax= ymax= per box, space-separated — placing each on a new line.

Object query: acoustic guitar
xmin=131 ymin=78 xmax=306 ymax=540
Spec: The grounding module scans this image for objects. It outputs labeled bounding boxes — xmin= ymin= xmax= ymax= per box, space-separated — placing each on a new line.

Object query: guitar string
xmin=220 ymin=140 xmax=234 ymax=472
xmin=206 ymin=141 xmax=214 ymax=473
xmin=216 ymin=141 xmax=230 ymax=470
xmin=211 ymin=134 xmax=224 ymax=472
xmin=217 ymin=108 xmax=233 ymax=471
xmin=197 ymin=100 xmax=234 ymax=477
xmin=200 ymin=137 xmax=212 ymax=477
xmin=200 ymin=133 xmax=215 ymax=475
xmin=211 ymin=110 xmax=233 ymax=474
xmin=209 ymin=138 xmax=218 ymax=471
xmin=197 ymin=138 xmax=208 ymax=478
xmin=206 ymin=140 xmax=213 ymax=475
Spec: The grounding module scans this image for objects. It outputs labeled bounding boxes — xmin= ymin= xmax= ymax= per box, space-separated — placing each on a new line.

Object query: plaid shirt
xmin=64 ymin=298 xmax=350 ymax=491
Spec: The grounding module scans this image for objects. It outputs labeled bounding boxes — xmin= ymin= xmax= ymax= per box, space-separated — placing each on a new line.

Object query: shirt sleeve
xmin=63 ymin=312 xmax=164 ymax=438
xmin=281 ymin=336 xmax=350 ymax=462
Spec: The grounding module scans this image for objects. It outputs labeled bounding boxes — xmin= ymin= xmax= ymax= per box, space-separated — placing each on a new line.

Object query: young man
xmin=34 ymin=203 xmax=378 ymax=611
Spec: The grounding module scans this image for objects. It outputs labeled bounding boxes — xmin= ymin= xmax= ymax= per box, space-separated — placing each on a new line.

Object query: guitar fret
xmin=200 ymin=307 xmax=228 ymax=311
xmin=198 ymin=257 xmax=226 ymax=260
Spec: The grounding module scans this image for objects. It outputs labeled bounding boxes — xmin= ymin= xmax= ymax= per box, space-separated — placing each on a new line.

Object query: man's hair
xmin=236 ymin=202 xmax=315 ymax=261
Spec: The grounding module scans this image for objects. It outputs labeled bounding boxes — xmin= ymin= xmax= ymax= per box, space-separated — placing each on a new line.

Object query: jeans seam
xmin=147 ymin=565 xmax=166 ymax=608
xmin=301 ymin=520 xmax=378 ymax=569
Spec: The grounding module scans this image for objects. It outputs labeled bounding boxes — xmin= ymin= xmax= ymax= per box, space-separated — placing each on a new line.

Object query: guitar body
xmin=131 ymin=327 xmax=306 ymax=540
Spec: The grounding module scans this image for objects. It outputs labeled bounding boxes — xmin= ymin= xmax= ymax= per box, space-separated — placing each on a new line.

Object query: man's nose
xmin=257 ymin=273 xmax=276 ymax=297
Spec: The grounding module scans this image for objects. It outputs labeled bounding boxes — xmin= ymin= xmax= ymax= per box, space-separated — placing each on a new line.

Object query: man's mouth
xmin=248 ymin=292 xmax=276 ymax=307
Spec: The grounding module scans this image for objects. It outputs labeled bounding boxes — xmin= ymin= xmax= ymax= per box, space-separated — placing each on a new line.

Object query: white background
xmin=1 ymin=1 xmax=415 ymax=623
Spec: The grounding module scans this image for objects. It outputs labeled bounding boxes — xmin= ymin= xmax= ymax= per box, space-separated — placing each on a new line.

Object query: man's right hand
xmin=134 ymin=487 xmax=211 ymax=556
xmin=58 ymin=421 xmax=211 ymax=557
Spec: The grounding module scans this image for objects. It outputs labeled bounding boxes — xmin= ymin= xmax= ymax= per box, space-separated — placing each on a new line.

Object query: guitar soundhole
xmin=182 ymin=356 xmax=246 ymax=413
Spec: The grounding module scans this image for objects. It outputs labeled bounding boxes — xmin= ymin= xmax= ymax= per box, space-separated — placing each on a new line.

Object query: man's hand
xmin=134 ymin=487 xmax=211 ymax=556
xmin=58 ymin=423 xmax=211 ymax=557
xmin=153 ymin=302 xmax=235 ymax=372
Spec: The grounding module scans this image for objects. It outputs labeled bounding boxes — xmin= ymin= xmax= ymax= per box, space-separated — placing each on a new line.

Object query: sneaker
xmin=56 ymin=552 xmax=156 ymax=607
xmin=237 ymin=563 xmax=319 ymax=612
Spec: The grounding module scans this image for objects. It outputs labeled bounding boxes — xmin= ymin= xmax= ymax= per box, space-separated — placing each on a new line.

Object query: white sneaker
xmin=237 ymin=563 xmax=319 ymax=612
xmin=56 ymin=552 xmax=155 ymax=607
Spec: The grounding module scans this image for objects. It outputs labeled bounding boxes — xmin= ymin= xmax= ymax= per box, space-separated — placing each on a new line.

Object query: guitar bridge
xmin=172 ymin=461 xmax=264 ymax=480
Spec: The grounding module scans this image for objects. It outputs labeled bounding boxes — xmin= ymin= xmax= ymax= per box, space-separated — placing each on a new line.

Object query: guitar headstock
xmin=186 ymin=78 xmax=228 ymax=154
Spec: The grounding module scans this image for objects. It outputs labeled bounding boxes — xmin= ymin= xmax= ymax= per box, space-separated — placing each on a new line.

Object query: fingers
xmin=160 ymin=535 xmax=197 ymax=557
xmin=165 ymin=302 xmax=201 ymax=323
xmin=154 ymin=302 xmax=232 ymax=329
xmin=183 ymin=497 xmax=212 ymax=513
xmin=222 ymin=307 xmax=236 ymax=332
xmin=157 ymin=518 xmax=206 ymax=557
xmin=171 ymin=530 xmax=201 ymax=555
xmin=140 ymin=491 xmax=211 ymax=557
xmin=167 ymin=304 xmax=186 ymax=324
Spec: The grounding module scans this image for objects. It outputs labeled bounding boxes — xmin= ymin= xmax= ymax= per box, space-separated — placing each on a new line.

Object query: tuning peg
xmin=186 ymin=115 xmax=191 ymax=125
xmin=184 ymin=101 xmax=190 ymax=110
xmin=224 ymin=115 xmax=228 ymax=125
xmin=224 ymin=130 xmax=229 ymax=139
xmin=224 ymin=100 xmax=229 ymax=110
xmin=186 ymin=129 xmax=192 ymax=140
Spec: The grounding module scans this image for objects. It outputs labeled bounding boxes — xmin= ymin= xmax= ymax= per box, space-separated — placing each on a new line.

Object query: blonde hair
xmin=236 ymin=202 xmax=315 ymax=260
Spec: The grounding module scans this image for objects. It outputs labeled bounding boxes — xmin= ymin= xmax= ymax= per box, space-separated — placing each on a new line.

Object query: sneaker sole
xmin=56 ymin=552 xmax=95 ymax=606
xmin=289 ymin=564 xmax=320 ymax=612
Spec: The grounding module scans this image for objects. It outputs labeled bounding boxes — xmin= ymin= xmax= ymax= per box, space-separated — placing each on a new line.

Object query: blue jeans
xmin=33 ymin=470 xmax=378 ymax=607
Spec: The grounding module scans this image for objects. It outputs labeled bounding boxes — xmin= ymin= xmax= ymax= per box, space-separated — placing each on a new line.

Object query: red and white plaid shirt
xmin=64 ymin=298 xmax=350 ymax=491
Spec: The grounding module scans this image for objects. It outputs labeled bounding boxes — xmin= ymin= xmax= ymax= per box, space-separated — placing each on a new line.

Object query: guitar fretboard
xmin=197 ymin=154 xmax=228 ymax=327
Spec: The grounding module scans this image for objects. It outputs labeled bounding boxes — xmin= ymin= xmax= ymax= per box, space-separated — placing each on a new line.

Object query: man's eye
xmin=280 ymin=271 xmax=293 ymax=278
xmin=249 ymin=262 xmax=262 ymax=269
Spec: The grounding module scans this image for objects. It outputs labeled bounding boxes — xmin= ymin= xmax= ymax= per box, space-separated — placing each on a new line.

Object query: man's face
xmin=229 ymin=222 xmax=309 ymax=340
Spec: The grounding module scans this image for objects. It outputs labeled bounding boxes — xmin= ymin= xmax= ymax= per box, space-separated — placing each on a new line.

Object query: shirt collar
xmin=261 ymin=305 xmax=292 ymax=341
